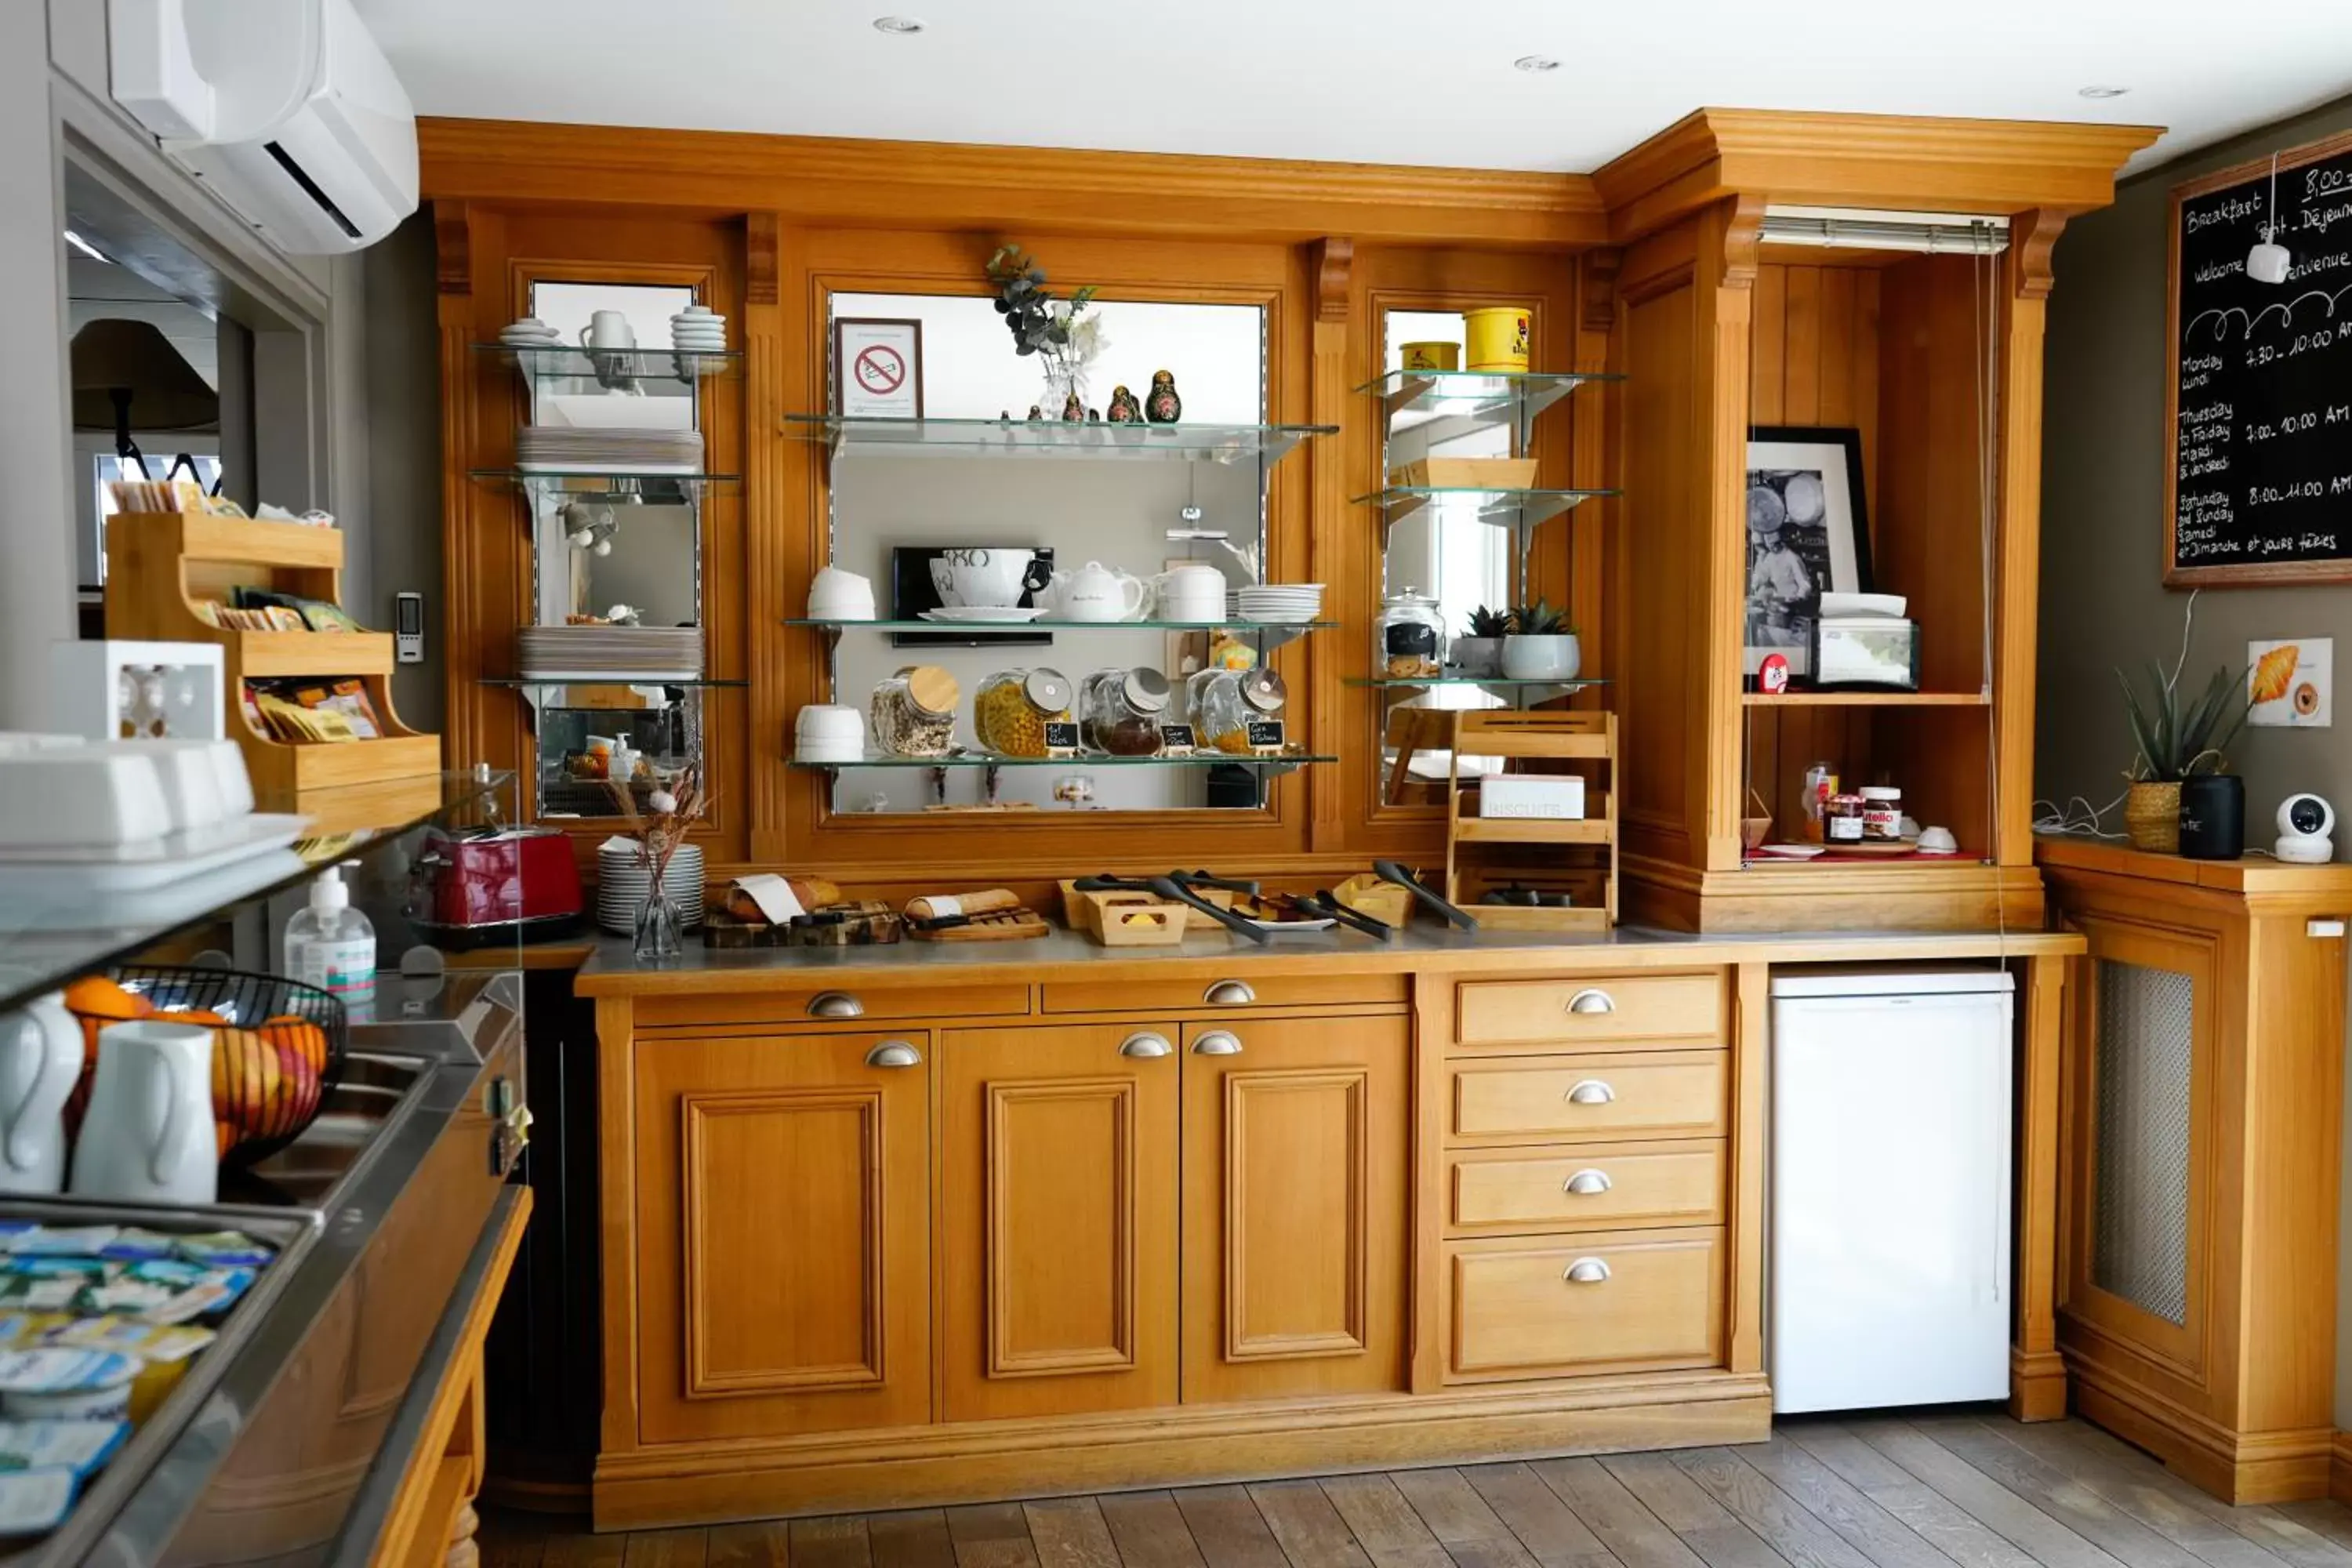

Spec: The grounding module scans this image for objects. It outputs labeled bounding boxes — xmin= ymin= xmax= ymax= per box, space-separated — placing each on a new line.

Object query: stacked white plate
xmin=500 ymin=316 xmax=561 ymax=348
xmin=597 ymin=840 xmax=706 ymax=935
xmin=517 ymin=624 xmax=704 ymax=681
xmin=517 ymin=425 xmax=705 ymax=474
xmin=1236 ymin=583 xmax=1324 ymax=622
xmin=671 ymin=304 xmax=727 ymax=354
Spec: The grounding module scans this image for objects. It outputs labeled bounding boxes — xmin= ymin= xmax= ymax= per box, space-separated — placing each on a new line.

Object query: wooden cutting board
xmin=910 ymin=906 xmax=1051 ymax=942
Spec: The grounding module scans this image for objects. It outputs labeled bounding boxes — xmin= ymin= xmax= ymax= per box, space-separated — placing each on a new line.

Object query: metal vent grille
xmin=2092 ymin=959 xmax=2194 ymax=1326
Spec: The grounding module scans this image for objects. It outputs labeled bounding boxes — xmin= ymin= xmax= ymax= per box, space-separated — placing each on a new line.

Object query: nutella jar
xmin=1860 ymin=785 xmax=1904 ymax=842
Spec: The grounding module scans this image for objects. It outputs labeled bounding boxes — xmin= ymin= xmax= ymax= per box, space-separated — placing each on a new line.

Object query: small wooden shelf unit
xmin=1388 ymin=710 xmax=1618 ymax=930
xmin=104 ymin=510 xmax=441 ymax=804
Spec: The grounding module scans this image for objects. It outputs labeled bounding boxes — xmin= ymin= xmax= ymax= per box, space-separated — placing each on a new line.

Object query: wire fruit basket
xmin=62 ymin=964 xmax=349 ymax=1164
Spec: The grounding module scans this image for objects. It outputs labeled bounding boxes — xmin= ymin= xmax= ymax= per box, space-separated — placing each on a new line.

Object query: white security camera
xmin=2276 ymin=793 xmax=2336 ymax=862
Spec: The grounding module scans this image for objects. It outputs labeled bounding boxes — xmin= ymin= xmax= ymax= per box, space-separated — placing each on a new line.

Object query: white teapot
xmin=1042 ymin=561 xmax=1148 ymax=622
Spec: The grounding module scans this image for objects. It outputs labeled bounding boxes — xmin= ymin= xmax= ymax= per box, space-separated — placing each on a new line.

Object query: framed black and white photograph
xmin=1744 ymin=426 xmax=1872 ymax=677
xmin=833 ymin=318 xmax=924 ymax=419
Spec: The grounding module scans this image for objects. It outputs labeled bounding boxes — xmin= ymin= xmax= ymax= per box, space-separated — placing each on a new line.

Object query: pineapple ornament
xmin=1144 ymin=369 xmax=1181 ymax=423
xmin=1105 ymin=384 xmax=1141 ymax=423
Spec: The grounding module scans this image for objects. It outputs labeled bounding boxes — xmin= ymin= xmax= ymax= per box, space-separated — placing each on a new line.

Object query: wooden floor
xmin=480 ymin=1414 xmax=2352 ymax=1568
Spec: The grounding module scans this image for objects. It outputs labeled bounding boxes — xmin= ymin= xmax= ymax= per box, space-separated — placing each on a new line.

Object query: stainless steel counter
xmin=40 ymin=970 xmax=528 ymax=1568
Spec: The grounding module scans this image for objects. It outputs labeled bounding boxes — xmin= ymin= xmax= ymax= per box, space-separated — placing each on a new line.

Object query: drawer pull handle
xmin=1565 ymin=1079 xmax=1616 ymax=1105
xmin=864 ymin=1040 xmax=921 ymax=1069
xmin=1566 ymin=988 xmax=1617 ymax=1015
xmin=1564 ymin=1169 xmax=1613 ymax=1196
xmin=1192 ymin=1030 xmax=1244 ymax=1057
xmin=1564 ymin=1258 xmax=1613 ymax=1285
xmin=1203 ymin=980 xmax=1257 ymax=1007
xmin=1119 ymin=1032 xmax=1174 ymax=1059
xmin=808 ymin=991 xmax=866 ymax=1019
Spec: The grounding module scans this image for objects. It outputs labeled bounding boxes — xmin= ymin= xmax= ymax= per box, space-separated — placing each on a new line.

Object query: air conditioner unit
xmin=108 ymin=0 xmax=418 ymax=256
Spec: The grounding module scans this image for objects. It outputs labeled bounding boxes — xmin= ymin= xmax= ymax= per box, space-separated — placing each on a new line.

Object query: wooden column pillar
xmin=1697 ymin=197 xmax=1766 ymax=874
xmin=1307 ymin=236 xmax=1353 ymax=853
xmin=434 ymin=201 xmax=484 ymax=774
xmin=744 ymin=212 xmax=790 ymax=864
xmin=1996 ymin=210 xmax=2068 ymax=871
xmin=2010 ymin=946 xmax=2070 ymax=1420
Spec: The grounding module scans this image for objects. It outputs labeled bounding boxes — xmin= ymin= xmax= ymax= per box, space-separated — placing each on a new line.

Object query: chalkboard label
xmin=1157 ymin=723 xmax=1196 ymax=754
xmin=1042 ymin=721 xmax=1081 ymax=757
xmin=2168 ymin=130 xmax=2352 ymax=583
xmin=1244 ymin=719 xmax=1287 ymax=752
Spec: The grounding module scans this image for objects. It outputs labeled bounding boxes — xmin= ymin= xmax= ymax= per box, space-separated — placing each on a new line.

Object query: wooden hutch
xmin=421 ymin=110 xmax=2150 ymax=1528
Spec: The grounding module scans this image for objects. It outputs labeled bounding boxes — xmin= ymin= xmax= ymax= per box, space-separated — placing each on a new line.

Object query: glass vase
xmin=633 ymin=886 xmax=683 ymax=964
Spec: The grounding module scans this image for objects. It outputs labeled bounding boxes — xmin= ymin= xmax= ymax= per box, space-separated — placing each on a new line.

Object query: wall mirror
xmin=811 ymin=291 xmax=1312 ymax=815
xmin=517 ymin=278 xmax=716 ymax=818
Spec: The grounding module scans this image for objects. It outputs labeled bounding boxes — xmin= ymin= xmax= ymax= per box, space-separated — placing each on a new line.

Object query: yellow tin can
xmin=1464 ymin=306 xmax=1531 ymax=372
xmin=1399 ymin=340 xmax=1461 ymax=372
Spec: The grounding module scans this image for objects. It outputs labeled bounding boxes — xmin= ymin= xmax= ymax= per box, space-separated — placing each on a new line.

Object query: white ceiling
xmin=354 ymin=0 xmax=2352 ymax=177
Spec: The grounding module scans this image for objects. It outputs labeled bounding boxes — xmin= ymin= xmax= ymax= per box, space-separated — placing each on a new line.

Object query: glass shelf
xmin=782 ymin=618 xmax=1336 ymax=633
xmin=0 ymin=768 xmax=512 ymax=1019
xmin=783 ymin=414 xmax=1336 ymax=466
xmin=1354 ymin=486 xmax=1617 ymax=529
xmin=1359 ymin=366 xmax=1620 ymax=418
xmin=469 ymin=468 xmax=739 ymax=497
xmin=790 ymin=751 xmax=1334 ymax=770
xmin=1346 ymin=675 xmax=1611 ymax=689
xmin=473 ymin=343 xmax=739 ymax=380
xmin=481 ymin=676 xmax=748 ymax=688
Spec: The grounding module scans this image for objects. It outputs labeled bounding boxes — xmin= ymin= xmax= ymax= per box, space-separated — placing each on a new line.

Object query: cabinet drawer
xmin=1042 ymin=974 xmax=1406 ymax=1016
xmin=1448 ymin=1230 xmax=1723 ymax=1381
xmin=1449 ymin=1051 xmax=1726 ymax=1144
xmin=638 ymin=982 xmax=1029 ymax=1030
xmin=1455 ymin=972 xmax=1724 ymax=1047
xmin=1448 ymin=1142 xmax=1725 ymax=1233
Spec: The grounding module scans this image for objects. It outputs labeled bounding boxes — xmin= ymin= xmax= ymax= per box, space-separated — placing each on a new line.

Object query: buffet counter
xmin=579 ymin=919 xmax=2079 ymax=1530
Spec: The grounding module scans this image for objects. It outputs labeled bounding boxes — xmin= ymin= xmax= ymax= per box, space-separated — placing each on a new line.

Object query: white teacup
xmin=930 ymin=549 xmax=1051 ymax=609
xmin=1152 ymin=564 xmax=1226 ymax=622
xmin=808 ymin=565 xmax=876 ymax=619
xmin=580 ymin=310 xmax=636 ymax=351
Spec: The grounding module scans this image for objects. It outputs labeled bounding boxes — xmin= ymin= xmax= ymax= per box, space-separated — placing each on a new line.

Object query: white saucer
xmin=1753 ymin=843 xmax=1826 ymax=858
xmin=920 ymin=607 xmax=1044 ymax=622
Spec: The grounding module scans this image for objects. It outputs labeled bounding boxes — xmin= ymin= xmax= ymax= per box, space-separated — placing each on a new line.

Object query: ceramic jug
xmin=0 ymin=993 xmax=83 ymax=1196
xmin=69 ymin=1020 xmax=216 ymax=1206
xmin=1044 ymin=561 xmax=1147 ymax=622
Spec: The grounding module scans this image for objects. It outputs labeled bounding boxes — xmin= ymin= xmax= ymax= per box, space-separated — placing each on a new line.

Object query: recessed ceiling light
xmin=1514 ymin=54 xmax=1560 ymax=73
xmin=2078 ymin=85 xmax=2130 ymax=99
xmin=873 ymin=15 xmax=924 ymax=33
xmin=62 ymin=230 xmax=110 ymax=263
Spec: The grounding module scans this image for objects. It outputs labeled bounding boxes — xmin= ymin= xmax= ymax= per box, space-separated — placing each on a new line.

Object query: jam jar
xmin=1374 ymin=589 xmax=1446 ymax=679
xmin=869 ymin=665 xmax=959 ymax=757
xmin=1081 ymin=667 xmax=1171 ymax=756
xmin=974 ymin=667 xmax=1074 ymax=758
xmin=1189 ymin=666 xmax=1287 ymax=755
xmin=1824 ymin=791 xmax=1867 ymax=845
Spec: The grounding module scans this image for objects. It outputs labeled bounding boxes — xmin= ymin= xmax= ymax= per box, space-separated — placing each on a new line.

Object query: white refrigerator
xmin=1769 ymin=967 xmax=2013 ymax=1414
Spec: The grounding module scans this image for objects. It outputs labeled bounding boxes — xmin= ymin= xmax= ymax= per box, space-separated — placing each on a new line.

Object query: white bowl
xmin=0 ymin=752 xmax=171 ymax=848
xmin=795 ymin=705 xmax=866 ymax=742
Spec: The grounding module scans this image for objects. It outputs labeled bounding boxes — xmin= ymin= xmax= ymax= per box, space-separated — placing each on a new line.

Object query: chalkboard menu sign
xmin=2167 ymin=130 xmax=2352 ymax=585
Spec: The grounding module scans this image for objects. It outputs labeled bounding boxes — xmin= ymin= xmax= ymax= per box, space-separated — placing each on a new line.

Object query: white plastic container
xmin=284 ymin=867 xmax=376 ymax=1023
xmin=1478 ymin=775 xmax=1586 ymax=820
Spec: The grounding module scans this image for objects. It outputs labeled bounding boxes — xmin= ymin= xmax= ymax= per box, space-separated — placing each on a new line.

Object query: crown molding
xmin=1596 ymin=107 xmax=2162 ymax=243
xmin=418 ymin=118 xmax=1609 ymax=250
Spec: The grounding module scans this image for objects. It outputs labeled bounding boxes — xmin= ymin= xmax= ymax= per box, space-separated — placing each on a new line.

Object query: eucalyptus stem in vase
xmin=608 ymin=764 xmax=710 ymax=963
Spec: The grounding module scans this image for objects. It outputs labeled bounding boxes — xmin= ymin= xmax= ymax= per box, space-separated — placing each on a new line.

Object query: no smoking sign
xmin=834 ymin=318 xmax=922 ymax=416
xmin=853 ymin=343 xmax=906 ymax=395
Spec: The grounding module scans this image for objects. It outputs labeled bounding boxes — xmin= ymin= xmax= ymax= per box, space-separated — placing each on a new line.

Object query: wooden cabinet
xmin=939 ymin=1025 xmax=1179 ymax=1422
xmin=1446 ymin=1229 xmax=1724 ymax=1381
xmin=630 ymin=1029 xmax=931 ymax=1444
xmin=2042 ymin=840 xmax=2352 ymax=1504
xmin=1180 ymin=1016 xmax=1410 ymax=1403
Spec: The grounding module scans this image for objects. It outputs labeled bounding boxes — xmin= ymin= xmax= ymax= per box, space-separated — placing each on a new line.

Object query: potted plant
xmin=1450 ymin=605 xmax=1512 ymax=677
xmin=1501 ymin=598 xmax=1581 ymax=681
xmin=2118 ymin=659 xmax=2249 ymax=853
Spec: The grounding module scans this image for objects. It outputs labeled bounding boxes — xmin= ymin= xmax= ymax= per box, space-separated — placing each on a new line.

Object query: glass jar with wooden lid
xmin=870 ymin=666 xmax=959 ymax=757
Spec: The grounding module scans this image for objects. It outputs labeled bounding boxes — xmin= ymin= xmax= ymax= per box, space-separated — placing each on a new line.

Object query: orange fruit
xmin=170 ymin=1008 xmax=228 ymax=1026
xmin=260 ymin=1016 xmax=328 ymax=1076
xmin=63 ymin=975 xmax=147 ymax=1021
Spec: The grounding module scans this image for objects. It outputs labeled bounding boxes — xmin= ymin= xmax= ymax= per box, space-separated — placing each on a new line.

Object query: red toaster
xmin=412 ymin=825 xmax=584 ymax=945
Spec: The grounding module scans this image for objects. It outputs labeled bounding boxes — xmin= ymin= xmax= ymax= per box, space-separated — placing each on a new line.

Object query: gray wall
xmin=360 ymin=213 xmax=445 ymax=732
xmin=2037 ymin=90 xmax=2352 ymax=1427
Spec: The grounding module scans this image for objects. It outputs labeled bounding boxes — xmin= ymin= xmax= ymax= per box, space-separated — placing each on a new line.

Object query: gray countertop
xmin=575 ymin=920 xmax=2081 ymax=995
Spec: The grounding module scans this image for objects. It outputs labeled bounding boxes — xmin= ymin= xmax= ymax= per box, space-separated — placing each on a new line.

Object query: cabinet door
xmin=2063 ymin=915 xmax=2218 ymax=1378
xmin=940 ymin=1025 xmax=1180 ymax=1421
xmin=1181 ymin=1016 xmax=1409 ymax=1403
xmin=633 ymin=1031 xmax=930 ymax=1444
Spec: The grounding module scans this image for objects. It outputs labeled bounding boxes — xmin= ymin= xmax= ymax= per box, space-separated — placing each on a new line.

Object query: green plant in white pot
xmin=2117 ymin=659 xmax=2249 ymax=854
xmin=1450 ymin=605 xmax=1512 ymax=677
xmin=1501 ymin=598 xmax=1581 ymax=681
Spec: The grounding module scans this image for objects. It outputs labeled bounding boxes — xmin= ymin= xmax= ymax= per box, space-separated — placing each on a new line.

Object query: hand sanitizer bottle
xmin=284 ymin=866 xmax=376 ymax=1023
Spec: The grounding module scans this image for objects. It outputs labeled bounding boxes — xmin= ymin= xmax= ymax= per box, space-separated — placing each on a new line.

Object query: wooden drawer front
xmin=1448 ymin=1230 xmax=1723 ymax=1381
xmin=1449 ymin=1051 xmax=1726 ymax=1144
xmin=1043 ymin=974 xmax=1406 ymax=1016
xmin=1455 ymin=972 xmax=1724 ymax=1047
xmin=1448 ymin=1142 xmax=1725 ymax=1233
xmin=639 ymin=982 xmax=1029 ymax=1030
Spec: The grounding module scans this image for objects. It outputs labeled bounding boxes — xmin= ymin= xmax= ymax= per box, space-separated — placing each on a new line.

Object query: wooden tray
xmin=702 ymin=902 xmax=904 ymax=947
xmin=1060 ymin=880 xmax=1192 ymax=946
xmin=911 ymin=906 xmax=1050 ymax=942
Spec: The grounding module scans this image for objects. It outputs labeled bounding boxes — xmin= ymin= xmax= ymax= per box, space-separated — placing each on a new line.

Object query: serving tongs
xmin=1072 ymin=873 xmax=1272 ymax=945
xmin=1371 ymin=858 xmax=1479 ymax=931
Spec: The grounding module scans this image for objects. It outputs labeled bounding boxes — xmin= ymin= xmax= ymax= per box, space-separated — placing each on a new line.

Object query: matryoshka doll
xmin=1143 ymin=369 xmax=1181 ymax=424
xmin=1105 ymin=384 xmax=1140 ymax=423
xmin=1061 ymin=392 xmax=1084 ymax=423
